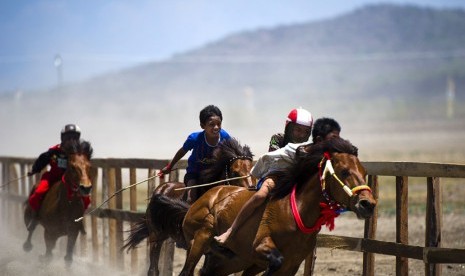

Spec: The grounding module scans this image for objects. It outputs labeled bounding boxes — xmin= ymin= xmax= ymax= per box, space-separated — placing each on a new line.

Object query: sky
xmin=1 ymin=0 xmax=465 ymax=93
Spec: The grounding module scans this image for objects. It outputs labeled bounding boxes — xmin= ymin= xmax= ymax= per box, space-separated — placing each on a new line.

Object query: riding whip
xmin=174 ymin=175 xmax=251 ymax=191
xmin=0 ymin=174 xmax=30 ymax=189
xmin=75 ymin=173 xmax=161 ymax=222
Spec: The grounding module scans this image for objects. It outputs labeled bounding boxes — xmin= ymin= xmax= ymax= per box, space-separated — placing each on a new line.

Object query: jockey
xmin=158 ymin=105 xmax=231 ymax=204
xmin=215 ymin=116 xmax=342 ymax=246
xmin=268 ymin=107 xmax=313 ymax=152
xmin=27 ymin=124 xmax=82 ymax=218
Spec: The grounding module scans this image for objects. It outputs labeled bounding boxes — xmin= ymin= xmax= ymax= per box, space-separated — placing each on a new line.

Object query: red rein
xmin=290 ymin=185 xmax=339 ymax=234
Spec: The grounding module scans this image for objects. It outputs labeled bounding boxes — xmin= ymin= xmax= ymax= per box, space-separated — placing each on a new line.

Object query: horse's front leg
xmin=64 ymin=229 xmax=79 ymax=265
xmin=23 ymin=228 xmax=35 ymax=252
xmin=254 ymin=236 xmax=284 ymax=276
xmin=39 ymin=230 xmax=57 ymax=262
xmin=179 ymin=228 xmax=213 ymax=276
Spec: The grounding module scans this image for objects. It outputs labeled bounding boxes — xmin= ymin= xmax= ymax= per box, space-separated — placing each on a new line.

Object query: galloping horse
xmin=153 ymin=137 xmax=377 ymax=275
xmin=123 ymin=137 xmax=255 ymax=276
xmin=23 ymin=140 xmax=93 ymax=265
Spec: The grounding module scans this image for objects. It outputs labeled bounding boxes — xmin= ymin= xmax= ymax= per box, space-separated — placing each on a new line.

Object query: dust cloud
xmin=0 ymin=220 xmax=133 ymax=276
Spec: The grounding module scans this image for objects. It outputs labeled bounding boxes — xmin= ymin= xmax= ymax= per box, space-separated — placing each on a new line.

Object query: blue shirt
xmin=183 ymin=129 xmax=231 ymax=175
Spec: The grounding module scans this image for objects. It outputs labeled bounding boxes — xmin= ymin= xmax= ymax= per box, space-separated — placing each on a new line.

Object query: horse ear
xmin=80 ymin=141 xmax=93 ymax=159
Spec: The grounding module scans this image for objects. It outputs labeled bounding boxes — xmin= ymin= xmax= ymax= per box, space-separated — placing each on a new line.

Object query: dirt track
xmin=169 ymin=213 xmax=465 ymax=275
xmin=1 ymin=212 xmax=464 ymax=275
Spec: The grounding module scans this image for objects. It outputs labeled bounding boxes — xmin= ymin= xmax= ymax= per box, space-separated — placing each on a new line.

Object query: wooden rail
xmin=1 ymin=157 xmax=465 ymax=276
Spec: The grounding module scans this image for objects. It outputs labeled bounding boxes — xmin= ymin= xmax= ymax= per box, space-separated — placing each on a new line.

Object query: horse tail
xmin=123 ymin=218 xmax=150 ymax=252
xmin=148 ymin=194 xmax=189 ymax=244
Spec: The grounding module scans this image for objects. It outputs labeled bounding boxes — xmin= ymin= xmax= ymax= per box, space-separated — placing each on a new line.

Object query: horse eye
xmin=340 ymin=169 xmax=350 ymax=179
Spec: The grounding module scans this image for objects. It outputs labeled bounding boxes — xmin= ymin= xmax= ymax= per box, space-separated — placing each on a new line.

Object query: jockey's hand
xmin=27 ymin=171 xmax=35 ymax=177
xmin=157 ymin=163 xmax=172 ymax=177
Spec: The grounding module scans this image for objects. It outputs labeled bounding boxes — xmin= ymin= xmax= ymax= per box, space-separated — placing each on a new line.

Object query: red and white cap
xmin=286 ymin=108 xmax=313 ymax=127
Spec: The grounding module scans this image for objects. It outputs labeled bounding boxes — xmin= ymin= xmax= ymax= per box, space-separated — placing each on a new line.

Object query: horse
xmin=123 ymin=137 xmax=256 ymax=276
xmin=23 ymin=140 xmax=93 ymax=265
xmin=151 ymin=137 xmax=377 ymax=276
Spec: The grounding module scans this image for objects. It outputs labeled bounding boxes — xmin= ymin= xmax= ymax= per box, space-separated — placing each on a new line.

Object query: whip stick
xmin=0 ymin=174 xmax=30 ymax=189
xmin=75 ymin=174 xmax=161 ymax=222
xmin=174 ymin=175 xmax=251 ymax=191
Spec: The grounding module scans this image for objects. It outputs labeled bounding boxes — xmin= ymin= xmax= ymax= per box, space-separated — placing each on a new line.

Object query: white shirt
xmin=250 ymin=141 xmax=311 ymax=179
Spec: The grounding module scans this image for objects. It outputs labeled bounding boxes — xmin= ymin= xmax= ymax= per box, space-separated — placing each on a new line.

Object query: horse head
xmin=62 ymin=140 xmax=93 ymax=197
xmin=322 ymin=151 xmax=377 ymax=219
xmin=200 ymin=137 xmax=256 ymax=189
xmin=304 ymin=137 xmax=377 ymax=219
xmin=272 ymin=137 xmax=377 ymax=220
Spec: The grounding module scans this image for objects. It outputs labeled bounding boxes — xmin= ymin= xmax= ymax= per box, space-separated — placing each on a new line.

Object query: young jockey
xmin=268 ymin=107 xmax=313 ymax=152
xmin=27 ymin=124 xmax=82 ymax=229
xmin=158 ymin=105 xmax=231 ymax=204
xmin=214 ymin=117 xmax=341 ymax=245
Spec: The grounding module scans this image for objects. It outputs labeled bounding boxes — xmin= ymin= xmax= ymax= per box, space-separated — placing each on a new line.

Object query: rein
xmin=290 ymin=186 xmax=338 ymax=234
xmin=290 ymin=151 xmax=372 ymax=234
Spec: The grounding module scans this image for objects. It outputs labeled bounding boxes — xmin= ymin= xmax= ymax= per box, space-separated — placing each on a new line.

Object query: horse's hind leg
xmin=64 ymin=230 xmax=79 ymax=265
xmin=179 ymin=229 xmax=213 ymax=276
xmin=147 ymin=233 xmax=164 ymax=276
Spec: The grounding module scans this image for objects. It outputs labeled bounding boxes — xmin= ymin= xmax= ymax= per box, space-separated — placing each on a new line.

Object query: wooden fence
xmin=1 ymin=156 xmax=465 ymax=276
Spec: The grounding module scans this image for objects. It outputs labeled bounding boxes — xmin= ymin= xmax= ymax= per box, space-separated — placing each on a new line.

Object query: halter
xmin=290 ymin=151 xmax=372 ymax=234
xmin=224 ymin=155 xmax=253 ymax=185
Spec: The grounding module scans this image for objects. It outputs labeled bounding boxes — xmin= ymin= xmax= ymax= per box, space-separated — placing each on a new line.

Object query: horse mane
xmin=270 ymin=137 xmax=358 ymax=200
xmin=62 ymin=139 xmax=93 ymax=159
xmin=199 ymin=137 xmax=254 ymax=184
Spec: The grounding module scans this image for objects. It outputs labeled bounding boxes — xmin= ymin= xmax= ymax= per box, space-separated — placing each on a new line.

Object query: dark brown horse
xmin=123 ymin=137 xmax=256 ymax=276
xmin=151 ymin=137 xmax=377 ymax=275
xmin=23 ymin=140 xmax=93 ymax=265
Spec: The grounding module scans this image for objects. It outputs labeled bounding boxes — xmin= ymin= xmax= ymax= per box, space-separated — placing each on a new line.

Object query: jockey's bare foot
xmin=214 ymin=228 xmax=232 ymax=245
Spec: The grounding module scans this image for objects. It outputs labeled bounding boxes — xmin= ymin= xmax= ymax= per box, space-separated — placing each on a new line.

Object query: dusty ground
xmin=2 ymin=213 xmax=464 ymax=275
xmin=167 ymin=213 xmax=465 ymax=276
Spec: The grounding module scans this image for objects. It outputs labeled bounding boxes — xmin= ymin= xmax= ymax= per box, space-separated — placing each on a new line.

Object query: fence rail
xmin=1 ymin=156 xmax=465 ymax=276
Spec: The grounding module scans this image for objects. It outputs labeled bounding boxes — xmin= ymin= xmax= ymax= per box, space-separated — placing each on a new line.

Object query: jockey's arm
xmin=30 ymin=150 xmax=53 ymax=174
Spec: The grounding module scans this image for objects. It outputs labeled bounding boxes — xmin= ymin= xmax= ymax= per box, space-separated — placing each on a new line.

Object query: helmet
xmin=61 ymin=124 xmax=81 ymax=141
xmin=286 ymin=108 xmax=313 ymax=127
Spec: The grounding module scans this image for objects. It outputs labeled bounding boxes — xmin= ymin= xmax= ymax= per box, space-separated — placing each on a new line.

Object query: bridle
xmin=291 ymin=151 xmax=372 ymax=234
xmin=62 ymin=156 xmax=92 ymax=198
xmin=318 ymin=151 xmax=371 ymax=210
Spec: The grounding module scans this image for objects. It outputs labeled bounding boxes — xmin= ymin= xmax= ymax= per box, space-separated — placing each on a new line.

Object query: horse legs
xmin=242 ymin=264 xmax=266 ymax=276
xmin=64 ymin=230 xmax=79 ymax=265
xmin=200 ymin=253 xmax=261 ymax=276
xmin=23 ymin=203 xmax=37 ymax=252
xmin=179 ymin=229 xmax=212 ymax=276
xmin=254 ymin=236 xmax=284 ymax=276
xmin=23 ymin=228 xmax=35 ymax=252
xmin=40 ymin=230 xmax=57 ymax=262
xmin=147 ymin=232 xmax=163 ymax=276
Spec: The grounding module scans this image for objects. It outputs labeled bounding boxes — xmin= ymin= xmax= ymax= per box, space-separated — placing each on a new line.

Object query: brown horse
xmin=152 ymin=137 xmax=377 ymax=275
xmin=123 ymin=137 xmax=256 ymax=276
xmin=23 ymin=140 xmax=93 ymax=265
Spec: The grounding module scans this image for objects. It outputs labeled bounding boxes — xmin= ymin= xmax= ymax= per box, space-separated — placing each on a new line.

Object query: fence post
xmin=91 ymin=167 xmax=100 ymax=262
xmin=396 ymin=176 xmax=409 ymax=276
xmin=425 ymin=177 xmax=442 ymax=276
xmin=363 ymin=175 xmax=379 ymax=276
xmin=159 ymin=169 xmax=178 ymax=276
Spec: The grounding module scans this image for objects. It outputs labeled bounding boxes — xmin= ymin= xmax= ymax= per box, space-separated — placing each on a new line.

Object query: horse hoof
xmin=39 ymin=254 xmax=52 ymax=263
xmin=64 ymin=255 xmax=73 ymax=266
xmin=23 ymin=242 xmax=33 ymax=252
